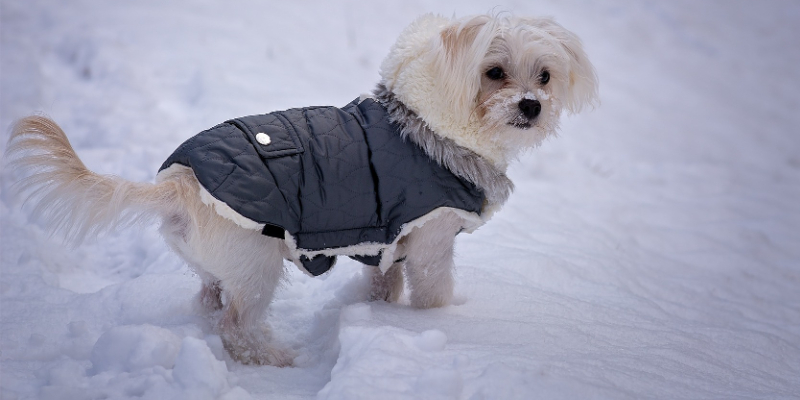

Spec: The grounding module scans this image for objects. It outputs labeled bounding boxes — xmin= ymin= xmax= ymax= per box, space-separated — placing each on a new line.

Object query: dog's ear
xmin=527 ymin=18 xmax=599 ymax=113
xmin=434 ymin=16 xmax=496 ymax=118
xmin=439 ymin=16 xmax=491 ymax=61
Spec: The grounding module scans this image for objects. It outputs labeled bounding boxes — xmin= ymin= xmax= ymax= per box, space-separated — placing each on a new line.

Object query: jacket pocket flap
xmin=228 ymin=113 xmax=304 ymax=159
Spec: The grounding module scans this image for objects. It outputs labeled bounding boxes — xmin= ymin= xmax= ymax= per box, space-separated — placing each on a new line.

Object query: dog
xmin=6 ymin=13 xmax=598 ymax=366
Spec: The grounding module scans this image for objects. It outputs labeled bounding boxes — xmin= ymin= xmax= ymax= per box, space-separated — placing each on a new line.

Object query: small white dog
xmin=6 ymin=14 xmax=597 ymax=365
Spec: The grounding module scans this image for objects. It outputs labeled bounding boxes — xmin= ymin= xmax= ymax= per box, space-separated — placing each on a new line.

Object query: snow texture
xmin=2 ymin=0 xmax=799 ymax=399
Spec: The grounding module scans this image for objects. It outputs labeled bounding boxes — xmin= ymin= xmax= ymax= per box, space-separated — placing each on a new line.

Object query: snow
xmin=2 ymin=0 xmax=799 ymax=399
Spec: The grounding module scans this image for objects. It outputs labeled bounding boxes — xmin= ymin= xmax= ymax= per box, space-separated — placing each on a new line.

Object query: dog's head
xmin=380 ymin=14 xmax=598 ymax=167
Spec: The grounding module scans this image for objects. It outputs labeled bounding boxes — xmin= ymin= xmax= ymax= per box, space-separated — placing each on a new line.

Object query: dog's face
xmin=381 ymin=15 xmax=598 ymax=166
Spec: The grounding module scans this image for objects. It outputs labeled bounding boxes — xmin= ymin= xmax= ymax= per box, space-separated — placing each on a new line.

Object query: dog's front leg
xmin=403 ymin=211 xmax=463 ymax=309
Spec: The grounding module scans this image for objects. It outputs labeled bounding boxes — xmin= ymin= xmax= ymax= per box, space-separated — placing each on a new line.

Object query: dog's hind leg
xmin=159 ymin=210 xmax=223 ymax=314
xmin=196 ymin=270 xmax=223 ymax=313
xmin=367 ymin=262 xmax=404 ymax=303
xmin=215 ymin=247 xmax=292 ymax=366
xmin=192 ymin=228 xmax=291 ymax=366
xmin=177 ymin=234 xmax=293 ymax=366
xmin=157 ymin=171 xmax=293 ymax=365
xmin=403 ymin=211 xmax=463 ymax=309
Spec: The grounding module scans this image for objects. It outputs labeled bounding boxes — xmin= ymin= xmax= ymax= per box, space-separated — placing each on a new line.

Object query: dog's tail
xmin=5 ymin=116 xmax=183 ymax=243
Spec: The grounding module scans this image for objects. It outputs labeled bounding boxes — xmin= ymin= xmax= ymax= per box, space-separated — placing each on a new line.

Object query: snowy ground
xmin=2 ymin=0 xmax=799 ymax=399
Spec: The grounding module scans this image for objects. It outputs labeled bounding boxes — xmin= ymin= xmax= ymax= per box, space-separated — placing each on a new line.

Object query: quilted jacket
xmin=159 ymin=97 xmax=485 ymax=275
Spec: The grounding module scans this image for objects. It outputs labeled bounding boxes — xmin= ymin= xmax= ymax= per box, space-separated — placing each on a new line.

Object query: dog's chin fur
xmin=5 ymin=13 xmax=598 ymax=366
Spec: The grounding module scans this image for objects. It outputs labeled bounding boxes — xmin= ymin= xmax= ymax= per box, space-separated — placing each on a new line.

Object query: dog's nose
xmin=518 ymin=99 xmax=541 ymax=120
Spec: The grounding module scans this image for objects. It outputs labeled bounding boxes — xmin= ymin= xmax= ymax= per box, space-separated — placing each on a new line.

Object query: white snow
xmin=2 ymin=0 xmax=799 ymax=399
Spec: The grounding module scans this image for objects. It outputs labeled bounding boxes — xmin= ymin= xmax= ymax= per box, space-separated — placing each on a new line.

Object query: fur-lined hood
xmin=372 ymin=84 xmax=513 ymax=215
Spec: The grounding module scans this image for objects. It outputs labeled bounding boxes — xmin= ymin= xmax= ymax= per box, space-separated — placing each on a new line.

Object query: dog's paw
xmin=367 ymin=264 xmax=404 ymax=303
xmin=222 ymin=335 xmax=295 ymax=367
xmin=194 ymin=281 xmax=223 ymax=314
xmin=409 ymin=291 xmax=451 ymax=309
xmin=368 ymin=284 xmax=394 ymax=303
xmin=218 ymin=324 xmax=295 ymax=366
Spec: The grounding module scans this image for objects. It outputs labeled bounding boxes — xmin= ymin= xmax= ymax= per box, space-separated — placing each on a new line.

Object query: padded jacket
xmin=159 ymin=97 xmax=485 ymax=275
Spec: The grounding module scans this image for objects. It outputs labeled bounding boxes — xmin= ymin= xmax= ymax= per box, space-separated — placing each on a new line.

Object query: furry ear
xmin=525 ymin=18 xmax=599 ymax=113
xmin=434 ymin=16 xmax=496 ymax=120
xmin=439 ymin=16 xmax=491 ymax=60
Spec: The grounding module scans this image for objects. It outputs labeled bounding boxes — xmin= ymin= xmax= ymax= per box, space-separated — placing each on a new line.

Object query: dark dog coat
xmin=158 ymin=97 xmax=485 ymax=275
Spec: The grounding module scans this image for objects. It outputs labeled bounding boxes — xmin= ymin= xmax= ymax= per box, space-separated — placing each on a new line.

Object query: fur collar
xmin=373 ymin=83 xmax=513 ymax=212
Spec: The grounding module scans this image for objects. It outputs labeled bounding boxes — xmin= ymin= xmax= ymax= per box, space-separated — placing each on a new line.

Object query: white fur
xmin=381 ymin=14 xmax=598 ymax=168
xmin=5 ymin=13 xmax=598 ymax=366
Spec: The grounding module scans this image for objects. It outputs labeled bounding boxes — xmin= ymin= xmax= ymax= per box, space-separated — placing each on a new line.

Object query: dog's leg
xmin=157 ymin=176 xmax=293 ymax=366
xmin=215 ymin=251 xmax=291 ymax=366
xmin=196 ymin=273 xmax=223 ymax=313
xmin=367 ymin=262 xmax=404 ymax=303
xmin=403 ymin=211 xmax=463 ymax=309
xmin=160 ymin=211 xmax=224 ymax=314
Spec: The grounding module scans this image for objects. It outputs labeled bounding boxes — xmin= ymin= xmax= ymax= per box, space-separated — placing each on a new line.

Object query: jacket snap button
xmin=255 ymin=132 xmax=271 ymax=145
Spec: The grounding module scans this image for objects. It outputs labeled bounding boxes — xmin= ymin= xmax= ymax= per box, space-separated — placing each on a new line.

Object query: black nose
xmin=519 ymin=99 xmax=541 ymax=119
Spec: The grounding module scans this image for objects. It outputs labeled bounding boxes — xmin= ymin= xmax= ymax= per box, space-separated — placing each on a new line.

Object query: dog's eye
xmin=485 ymin=67 xmax=505 ymax=81
xmin=539 ymin=70 xmax=550 ymax=85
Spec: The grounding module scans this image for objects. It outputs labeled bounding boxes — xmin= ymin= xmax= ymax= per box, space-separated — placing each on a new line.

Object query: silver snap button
xmin=255 ymin=132 xmax=271 ymax=145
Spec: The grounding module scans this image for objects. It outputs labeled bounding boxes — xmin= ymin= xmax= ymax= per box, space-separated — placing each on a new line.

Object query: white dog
xmin=6 ymin=14 xmax=597 ymax=366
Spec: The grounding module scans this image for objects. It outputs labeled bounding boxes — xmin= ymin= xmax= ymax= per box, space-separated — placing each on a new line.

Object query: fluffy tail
xmin=5 ymin=116 xmax=181 ymax=243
